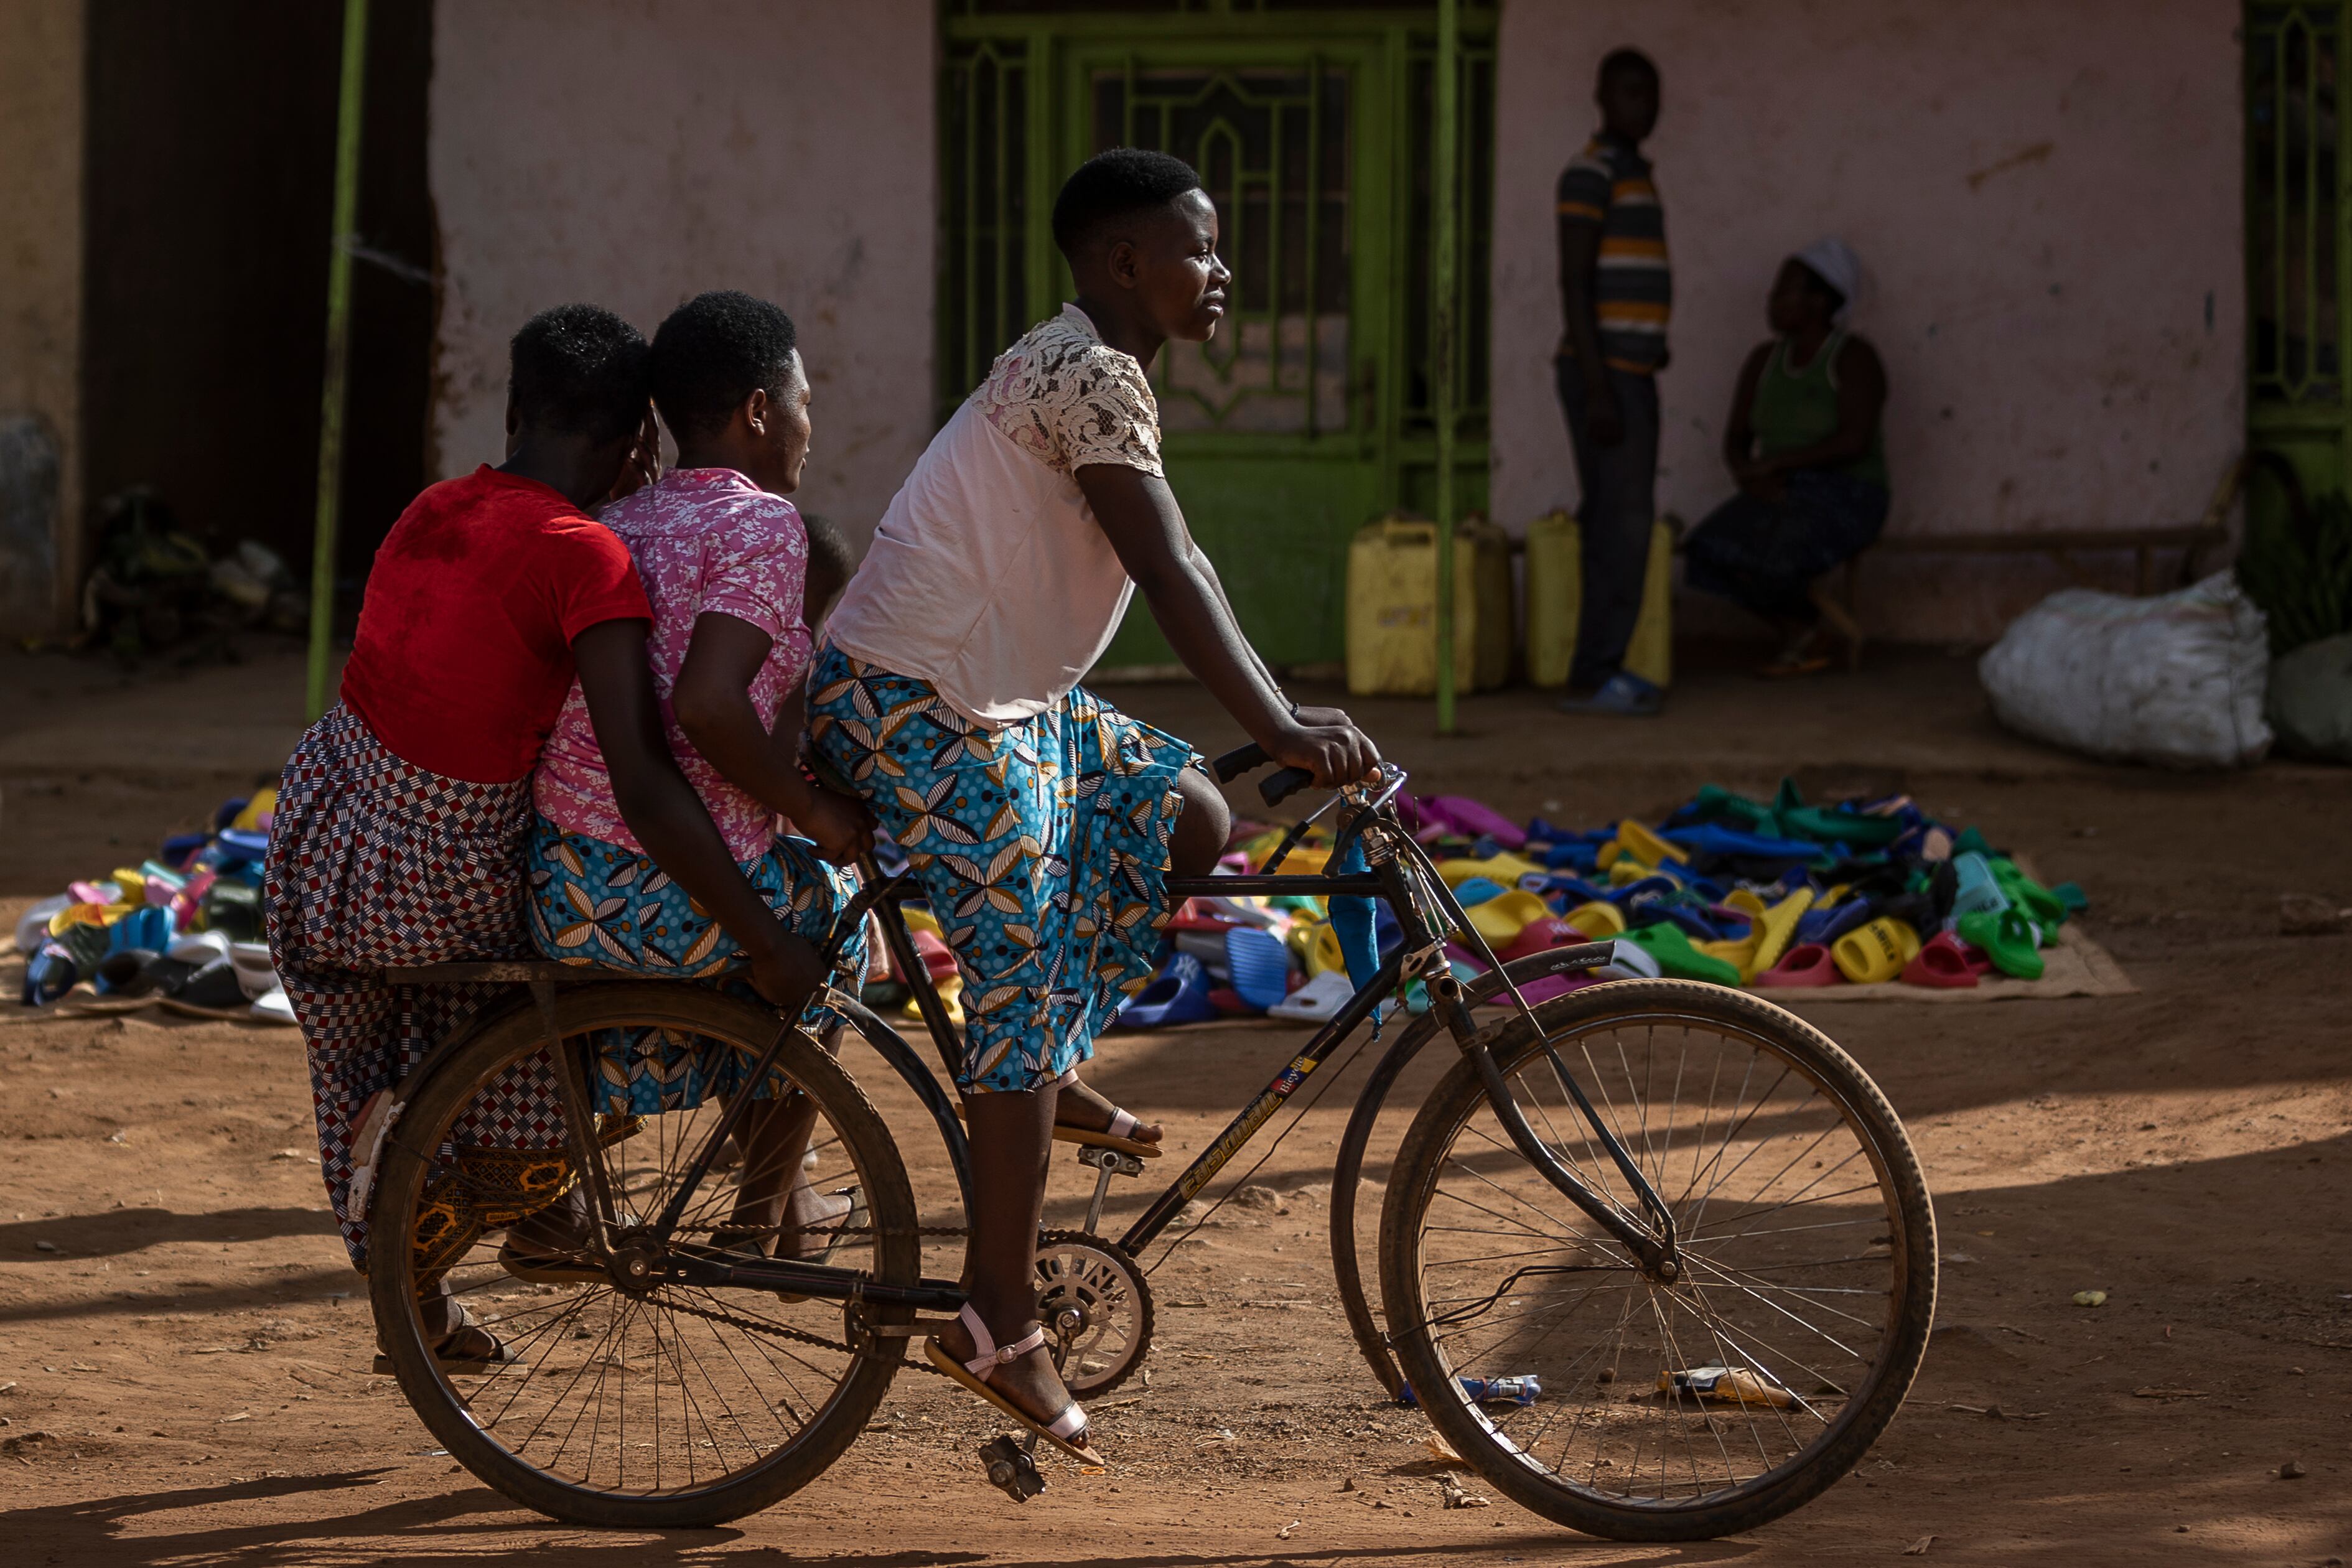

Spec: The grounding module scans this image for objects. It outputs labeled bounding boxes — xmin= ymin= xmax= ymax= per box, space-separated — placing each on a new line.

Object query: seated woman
xmin=1683 ymin=239 xmax=1890 ymax=675
xmin=529 ymin=291 xmax=874 ymax=1269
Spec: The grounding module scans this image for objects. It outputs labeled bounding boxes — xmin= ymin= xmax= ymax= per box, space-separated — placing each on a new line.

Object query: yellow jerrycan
xmin=1522 ymin=510 xmax=1674 ymax=689
xmin=1345 ymin=513 xmax=1514 ymax=696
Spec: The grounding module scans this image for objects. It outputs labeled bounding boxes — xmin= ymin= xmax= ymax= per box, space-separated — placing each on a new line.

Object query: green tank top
xmin=1750 ymin=329 xmax=1888 ymax=490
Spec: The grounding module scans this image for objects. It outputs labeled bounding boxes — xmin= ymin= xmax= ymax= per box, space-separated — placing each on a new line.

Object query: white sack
xmin=1977 ymin=572 xmax=2272 ymax=769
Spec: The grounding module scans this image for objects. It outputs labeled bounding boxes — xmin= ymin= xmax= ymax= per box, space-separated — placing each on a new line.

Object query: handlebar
xmin=1208 ymin=742 xmax=1316 ymax=807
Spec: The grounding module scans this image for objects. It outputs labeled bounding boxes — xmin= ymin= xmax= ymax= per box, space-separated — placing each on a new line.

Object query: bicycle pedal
xmin=978 ymin=1433 xmax=1047 ymax=1501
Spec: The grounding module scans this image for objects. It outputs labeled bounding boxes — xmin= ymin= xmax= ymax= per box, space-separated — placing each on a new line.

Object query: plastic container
xmin=1345 ymin=513 xmax=1513 ymax=696
xmin=1523 ymin=510 xmax=1675 ymax=689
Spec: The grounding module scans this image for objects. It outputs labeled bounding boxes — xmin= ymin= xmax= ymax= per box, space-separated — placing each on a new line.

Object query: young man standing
xmin=1554 ymin=47 xmax=1669 ymax=717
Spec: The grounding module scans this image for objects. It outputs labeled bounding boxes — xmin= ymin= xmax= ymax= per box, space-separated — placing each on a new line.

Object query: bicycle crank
xmin=1034 ymin=1230 xmax=1154 ymax=1398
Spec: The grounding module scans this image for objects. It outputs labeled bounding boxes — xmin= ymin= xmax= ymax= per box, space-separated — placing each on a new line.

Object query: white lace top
xmin=826 ymin=306 xmax=1163 ymax=726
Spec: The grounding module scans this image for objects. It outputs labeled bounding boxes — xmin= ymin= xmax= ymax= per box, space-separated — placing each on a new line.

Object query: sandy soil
xmin=2 ymin=642 xmax=2350 ymax=1566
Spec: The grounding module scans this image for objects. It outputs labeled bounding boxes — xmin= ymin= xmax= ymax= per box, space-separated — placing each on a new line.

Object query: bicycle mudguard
xmin=829 ymin=996 xmax=976 ymax=1225
xmin=1327 ymin=943 xmax=1622 ymax=1402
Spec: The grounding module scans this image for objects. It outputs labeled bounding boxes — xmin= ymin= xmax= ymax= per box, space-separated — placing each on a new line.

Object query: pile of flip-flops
xmin=13 ymin=789 xmax=295 ymax=1024
xmin=1092 ymin=778 xmax=2090 ymax=1027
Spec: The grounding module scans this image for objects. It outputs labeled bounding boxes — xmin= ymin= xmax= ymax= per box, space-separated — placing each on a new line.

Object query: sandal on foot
xmin=954 ymin=1094 xmax=1165 ymax=1160
xmin=713 ymin=1185 xmax=865 ymax=1302
xmin=374 ymin=1317 xmax=516 ymax=1376
xmin=499 ymin=1188 xmax=605 ymax=1284
xmin=924 ymin=1304 xmax=1104 ymax=1465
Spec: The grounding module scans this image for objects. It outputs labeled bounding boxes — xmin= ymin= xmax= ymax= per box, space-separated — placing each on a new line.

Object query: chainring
xmin=1034 ymin=1230 xmax=1154 ymax=1398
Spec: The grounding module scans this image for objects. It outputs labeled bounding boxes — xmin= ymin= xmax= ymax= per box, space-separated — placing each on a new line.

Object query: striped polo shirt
xmin=1556 ymin=135 xmax=1671 ymax=375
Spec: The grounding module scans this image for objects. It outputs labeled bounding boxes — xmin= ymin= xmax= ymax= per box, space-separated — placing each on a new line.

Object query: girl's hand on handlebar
xmin=1269 ymin=714 xmax=1381 ymax=788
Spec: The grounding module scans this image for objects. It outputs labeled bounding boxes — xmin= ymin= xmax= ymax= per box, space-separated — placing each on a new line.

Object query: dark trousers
xmin=1683 ymin=470 xmax=1891 ymax=624
xmin=1555 ymin=358 xmax=1661 ymax=688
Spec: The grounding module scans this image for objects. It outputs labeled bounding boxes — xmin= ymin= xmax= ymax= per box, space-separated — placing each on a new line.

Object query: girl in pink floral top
xmin=525 ymin=291 xmax=873 ymax=1266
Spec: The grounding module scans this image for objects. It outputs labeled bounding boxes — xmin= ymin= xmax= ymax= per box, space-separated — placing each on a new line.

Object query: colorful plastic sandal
xmin=1900 ymin=931 xmax=1980 ymax=989
xmin=1756 ymin=943 xmax=1841 ymax=987
xmin=1831 ymin=919 xmax=1923 ymax=984
xmin=1223 ymin=926 xmax=1293 ymax=1011
xmin=1956 ymin=910 xmax=2045 ymax=981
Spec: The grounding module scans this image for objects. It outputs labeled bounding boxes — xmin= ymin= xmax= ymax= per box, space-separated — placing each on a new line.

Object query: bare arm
xmin=1556 ymin=217 xmax=1622 ymax=447
xmin=1076 ymin=464 xmax=1378 ymax=786
xmin=671 ymin=611 xmax=874 ymax=864
xmin=1723 ymin=342 xmax=1773 ymax=477
xmin=571 ymin=617 xmax=821 ymax=1008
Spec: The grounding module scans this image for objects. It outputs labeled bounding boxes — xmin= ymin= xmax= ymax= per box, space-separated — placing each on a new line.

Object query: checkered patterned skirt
xmin=264 ymin=703 xmax=566 ymax=1271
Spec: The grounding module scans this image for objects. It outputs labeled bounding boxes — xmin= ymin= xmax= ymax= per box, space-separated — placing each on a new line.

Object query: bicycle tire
xmin=368 ymin=982 xmax=920 ymax=1528
xmin=1379 ymin=979 xmax=1936 ymax=1541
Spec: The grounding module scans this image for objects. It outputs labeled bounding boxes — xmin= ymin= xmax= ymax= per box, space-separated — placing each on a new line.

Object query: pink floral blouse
xmin=533 ymin=467 xmax=811 ymax=862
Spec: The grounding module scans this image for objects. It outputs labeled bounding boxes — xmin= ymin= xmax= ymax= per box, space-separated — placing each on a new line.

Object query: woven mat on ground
xmin=1751 ymin=923 xmax=2134 ymax=1004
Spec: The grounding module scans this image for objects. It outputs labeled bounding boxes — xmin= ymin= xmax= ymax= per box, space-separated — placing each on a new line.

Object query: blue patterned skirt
xmin=806 ymin=645 xmax=1195 ymax=1093
xmin=526 ymin=818 xmax=866 ymax=1114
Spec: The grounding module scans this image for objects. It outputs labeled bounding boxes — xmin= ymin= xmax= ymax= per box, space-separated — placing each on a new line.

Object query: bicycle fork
xmin=1376 ymin=847 xmax=1681 ymax=1281
xmin=1424 ymin=967 xmax=1681 ymax=1278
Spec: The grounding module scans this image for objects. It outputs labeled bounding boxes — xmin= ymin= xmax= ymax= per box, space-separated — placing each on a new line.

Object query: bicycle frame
xmin=850 ymin=768 xmax=1681 ymax=1278
xmin=411 ymin=768 xmax=1685 ymax=1316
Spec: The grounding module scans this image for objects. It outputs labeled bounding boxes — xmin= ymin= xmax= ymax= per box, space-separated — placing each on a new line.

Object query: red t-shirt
xmin=340 ymin=467 xmax=652 ymax=783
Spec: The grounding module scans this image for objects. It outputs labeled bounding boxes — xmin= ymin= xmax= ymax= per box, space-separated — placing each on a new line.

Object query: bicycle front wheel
xmin=368 ymin=982 xmax=920 ymax=1528
xmin=1379 ymin=979 xmax=1935 ymax=1541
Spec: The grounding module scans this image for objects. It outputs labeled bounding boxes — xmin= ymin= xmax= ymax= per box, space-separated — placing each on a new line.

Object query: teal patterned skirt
xmin=526 ymin=817 xmax=866 ymax=1113
xmin=805 ymin=643 xmax=1195 ymax=1093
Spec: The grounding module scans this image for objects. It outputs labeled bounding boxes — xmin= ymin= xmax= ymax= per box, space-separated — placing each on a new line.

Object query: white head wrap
xmin=1792 ymin=237 xmax=1861 ymax=327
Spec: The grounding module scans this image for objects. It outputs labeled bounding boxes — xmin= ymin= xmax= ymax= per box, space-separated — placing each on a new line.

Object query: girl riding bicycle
xmin=811 ymin=148 xmax=1380 ymax=1460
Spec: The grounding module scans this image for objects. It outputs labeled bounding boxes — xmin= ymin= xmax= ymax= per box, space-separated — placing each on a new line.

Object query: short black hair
xmin=508 ymin=304 xmax=650 ymax=444
xmin=1598 ymin=47 xmax=1659 ymax=90
xmin=801 ymin=513 xmax=856 ymax=623
xmin=649 ymin=290 xmax=801 ymax=441
xmin=1051 ymin=147 xmax=1203 ymax=258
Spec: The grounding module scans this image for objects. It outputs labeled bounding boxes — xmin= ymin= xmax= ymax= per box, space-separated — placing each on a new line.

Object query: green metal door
xmin=940 ymin=3 xmax=1493 ymax=672
xmin=2247 ymin=3 xmax=2350 ymax=506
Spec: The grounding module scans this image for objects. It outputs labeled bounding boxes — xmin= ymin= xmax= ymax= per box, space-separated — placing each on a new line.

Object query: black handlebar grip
xmin=1212 ymin=742 xmax=1271 ymax=783
xmin=1260 ymin=766 xmax=1315 ymax=807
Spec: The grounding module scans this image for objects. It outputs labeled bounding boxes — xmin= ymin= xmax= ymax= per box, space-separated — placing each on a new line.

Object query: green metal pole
xmin=306 ymin=0 xmax=370 ymax=720
xmin=1432 ymin=0 xmax=1460 ymax=734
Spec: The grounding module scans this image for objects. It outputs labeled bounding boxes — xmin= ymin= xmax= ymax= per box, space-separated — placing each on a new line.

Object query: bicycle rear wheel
xmin=1379 ymin=979 xmax=1934 ymax=1540
xmin=368 ymin=982 xmax=919 ymax=1527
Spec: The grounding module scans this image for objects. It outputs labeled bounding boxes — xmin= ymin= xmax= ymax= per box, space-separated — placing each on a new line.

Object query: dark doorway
xmin=82 ymin=0 xmax=433 ymax=602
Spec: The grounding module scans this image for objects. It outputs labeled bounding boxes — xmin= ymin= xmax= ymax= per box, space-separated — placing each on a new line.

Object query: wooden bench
xmin=1808 ymin=460 xmax=2244 ymax=671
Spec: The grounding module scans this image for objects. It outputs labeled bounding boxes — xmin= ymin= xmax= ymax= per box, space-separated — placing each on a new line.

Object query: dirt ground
xmin=2 ymin=639 xmax=2350 ymax=1567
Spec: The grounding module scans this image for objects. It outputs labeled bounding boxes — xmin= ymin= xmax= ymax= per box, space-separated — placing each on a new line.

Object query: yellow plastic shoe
xmin=1286 ymin=920 xmax=1348 ymax=976
xmin=1563 ymin=900 xmax=1626 ymax=939
xmin=1831 ymin=918 xmax=1922 ymax=984
xmin=1695 ymin=934 xmax=1760 ymax=978
xmin=902 ymin=905 xmax=943 ymax=938
xmin=1615 ymin=819 xmax=1688 ymax=867
xmin=1466 ymin=890 xmax=1552 ymax=949
xmin=230 ymin=786 xmax=278 ymax=832
xmin=1607 ymin=858 xmax=1658 ymax=888
xmin=1747 ymin=889 xmax=1816 ymax=979
xmin=1435 ymin=853 xmax=1544 ymax=889
xmin=903 ymin=973 xmax=964 ymax=1025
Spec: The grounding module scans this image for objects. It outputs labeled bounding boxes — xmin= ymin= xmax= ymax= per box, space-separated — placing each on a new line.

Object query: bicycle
xmin=363 ymin=744 xmax=1936 ymax=1539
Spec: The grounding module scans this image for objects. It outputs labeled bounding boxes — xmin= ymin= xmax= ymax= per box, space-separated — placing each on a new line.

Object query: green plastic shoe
xmin=1622 ymin=921 xmax=1744 ymax=987
xmin=1957 ymin=909 xmax=2045 ymax=981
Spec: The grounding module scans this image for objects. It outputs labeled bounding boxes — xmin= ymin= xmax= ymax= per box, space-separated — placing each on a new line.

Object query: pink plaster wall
xmin=1491 ymin=0 xmax=2244 ymax=644
xmin=429 ymin=1 xmax=935 ymax=549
